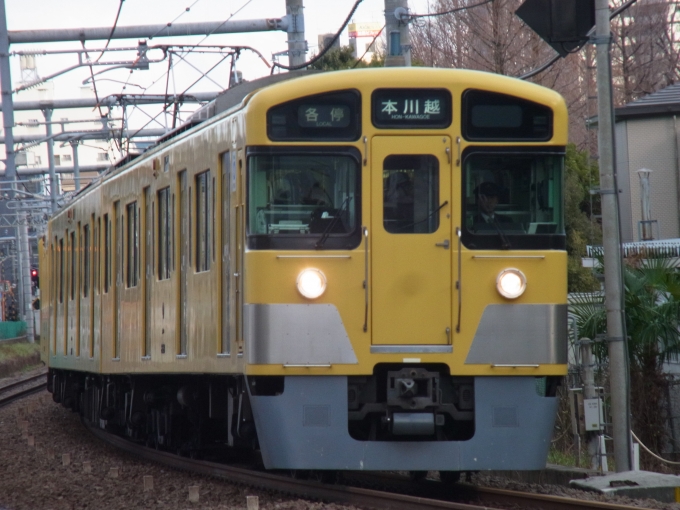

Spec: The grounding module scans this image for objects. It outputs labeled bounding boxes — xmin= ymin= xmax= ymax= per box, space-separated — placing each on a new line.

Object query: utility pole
xmin=1 ymin=0 xmax=34 ymax=342
xmin=594 ymin=0 xmax=631 ymax=472
xmin=285 ymin=0 xmax=306 ymax=68
xmin=384 ymin=0 xmax=411 ymax=67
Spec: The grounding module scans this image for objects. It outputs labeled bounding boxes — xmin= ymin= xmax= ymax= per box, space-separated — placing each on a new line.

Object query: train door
xmin=179 ymin=171 xmax=189 ymax=356
xmin=114 ymin=201 xmax=122 ymax=359
xmin=93 ymin=217 xmax=101 ymax=360
xmin=220 ymin=153 xmax=234 ymax=355
xmin=55 ymin=236 xmax=65 ymax=356
xmin=370 ymin=136 xmax=453 ymax=347
xmin=144 ymin=187 xmax=152 ymax=358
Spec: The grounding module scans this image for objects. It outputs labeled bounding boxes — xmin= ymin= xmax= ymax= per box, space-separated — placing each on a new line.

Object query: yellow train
xmin=40 ymin=67 xmax=568 ymax=477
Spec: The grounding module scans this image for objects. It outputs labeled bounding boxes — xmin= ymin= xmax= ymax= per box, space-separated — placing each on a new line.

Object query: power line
xmin=409 ymin=0 xmax=494 ymax=19
xmin=352 ymin=25 xmax=385 ymax=68
xmin=96 ymin=0 xmax=126 ymax=63
xmin=149 ymin=0 xmax=203 ymax=40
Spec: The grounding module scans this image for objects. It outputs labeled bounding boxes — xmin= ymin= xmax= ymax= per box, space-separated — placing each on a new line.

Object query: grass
xmin=0 ymin=340 xmax=42 ymax=377
xmin=0 ymin=341 xmax=40 ymax=362
xmin=547 ymin=446 xmax=581 ymax=468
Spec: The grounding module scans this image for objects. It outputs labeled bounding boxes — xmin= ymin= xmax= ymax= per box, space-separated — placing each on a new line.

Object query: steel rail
xmin=83 ymin=419 xmax=651 ymax=510
xmin=0 ymin=381 xmax=47 ymax=408
xmin=0 ymin=371 xmax=47 ymax=395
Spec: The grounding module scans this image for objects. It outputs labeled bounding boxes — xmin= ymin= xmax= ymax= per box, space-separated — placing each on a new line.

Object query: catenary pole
xmin=384 ymin=0 xmax=411 ymax=67
xmin=594 ymin=0 xmax=631 ymax=472
xmin=1 ymin=0 xmax=34 ymax=342
xmin=285 ymin=0 xmax=306 ymax=68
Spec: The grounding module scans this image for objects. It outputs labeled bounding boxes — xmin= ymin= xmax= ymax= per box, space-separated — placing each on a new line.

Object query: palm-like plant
xmin=569 ymin=258 xmax=680 ymax=467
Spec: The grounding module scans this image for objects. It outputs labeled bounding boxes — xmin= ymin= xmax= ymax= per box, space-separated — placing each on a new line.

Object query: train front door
xmin=371 ymin=136 xmax=452 ymax=347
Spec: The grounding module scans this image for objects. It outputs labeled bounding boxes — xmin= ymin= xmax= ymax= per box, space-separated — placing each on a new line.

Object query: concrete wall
xmin=616 ymin=116 xmax=680 ymax=242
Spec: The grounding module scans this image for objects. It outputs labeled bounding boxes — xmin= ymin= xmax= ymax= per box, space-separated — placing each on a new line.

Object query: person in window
xmin=472 ymin=182 xmax=511 ymax=229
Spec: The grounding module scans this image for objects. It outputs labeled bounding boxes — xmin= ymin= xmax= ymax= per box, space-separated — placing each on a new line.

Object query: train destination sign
xmin=297 ymin=104 xmax=351 ymax=128
xmin=372 ymin=88 xmax=452 ymax=129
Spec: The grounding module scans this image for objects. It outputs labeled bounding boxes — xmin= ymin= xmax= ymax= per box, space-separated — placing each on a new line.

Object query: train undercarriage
xmin=48 ymin=366 xmax=560 ymax=473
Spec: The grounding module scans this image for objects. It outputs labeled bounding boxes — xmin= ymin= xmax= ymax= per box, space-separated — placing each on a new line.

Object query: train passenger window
xmin=158 ymin=188 xmax=172 ymax=280
xmin=462 ymin=89 xmax=553 ymax=141
xmin=382 ymin=155 xmax=439 ymax=234
xmin=126 ymin=202 xmax=139 ymax=288
xmin=83 ymin=224 xmax=90 ymax=298
xmin=247 ymin=147 xmax=362 ymax=250
xmin=59 ymin=238 xmax=64 ymax=304
xmin=195 ymin=170 xmax=211 ymax=272
xmin=104 ymin=214 xmax=110 ymax=293
xmin=461 ymin=150 xmax=565 ymax=250
xmin=70 ymin=231 xmax=76 ymax=301
xmin=95 ymin=217 xmax=100 ymax=295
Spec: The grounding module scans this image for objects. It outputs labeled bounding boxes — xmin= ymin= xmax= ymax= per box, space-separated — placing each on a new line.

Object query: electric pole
xmin=594 ymin=0 xmax=631 ymax=472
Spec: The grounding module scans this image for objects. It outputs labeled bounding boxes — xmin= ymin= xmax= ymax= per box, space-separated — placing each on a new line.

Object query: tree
xmin=611 ymin=0 xmax=680 ymax=105
xmin=309 ymin=45 xmax=384 ymax=72
xmin=564 ymin=144 xmax=601 ymax=292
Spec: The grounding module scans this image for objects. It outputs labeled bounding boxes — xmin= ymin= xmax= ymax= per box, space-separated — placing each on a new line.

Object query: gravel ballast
xmin=1 ymin=373 xmax=680 ymax=510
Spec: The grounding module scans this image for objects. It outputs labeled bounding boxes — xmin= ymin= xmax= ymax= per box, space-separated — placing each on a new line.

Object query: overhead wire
xmin=409 ymin=0 xmax=494 ymax=18
xmin=95 ymin=0 xmax=126 ymax=63
xmin=149 ymin=0 xmax=203 ymax=40
xmin=351 ymin=25 xmax=385 ymax=68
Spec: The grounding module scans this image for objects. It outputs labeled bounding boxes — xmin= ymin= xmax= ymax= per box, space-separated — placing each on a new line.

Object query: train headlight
xmin=496 ymin=268 xmax=526 ymax=299
xmin=297 ymin=268 xmax=327 ymax=299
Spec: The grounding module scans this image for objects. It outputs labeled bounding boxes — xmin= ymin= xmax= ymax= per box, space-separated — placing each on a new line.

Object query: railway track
xmin=0 ymin=371 xmax=47 ymax=409
xmin=85 ymin=419 xmax=654 ymax=510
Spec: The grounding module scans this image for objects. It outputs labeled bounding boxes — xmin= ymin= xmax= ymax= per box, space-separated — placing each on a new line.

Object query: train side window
xmin=195 ymin=170 xmax=211 ymax=272
xmin=171 ymin=193 xmax=176 ymax=273
xmin=59 ymin=237 xmax=64 ymax=304
xmin=95 ymin=216 xmax=100 ymax=295
xmin=126 ymin=201 xmax=139 ymax=288
xmin=104 ymin=213 xmax=110 ymax=293
xmin=158 ymin=187 xmax=171 ymax=280
xmin=383 ymin=155 xmax=440 ymax=234
xmin=70 ymin=231 xmax=76 ymax=301
xmin=83 ymin=223 xmax=90 ymax=298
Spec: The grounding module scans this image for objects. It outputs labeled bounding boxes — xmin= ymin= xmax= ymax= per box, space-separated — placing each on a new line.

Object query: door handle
xmin=435 ymin=239 xmax=450 ymax=249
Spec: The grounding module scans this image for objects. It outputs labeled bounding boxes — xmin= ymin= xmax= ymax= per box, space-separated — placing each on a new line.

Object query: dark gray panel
xmin=248 ymin=375 xmax=558 ymax=471
xmin=465 ymin=304 xmax=567 ymax=365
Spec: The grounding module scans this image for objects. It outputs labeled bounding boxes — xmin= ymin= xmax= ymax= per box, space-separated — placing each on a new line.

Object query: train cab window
xmin=247 ymin=147 xmax=362 ymax=250
xmin=382 ymin=155 xmax=439 ymax=234
xmin=158 ymin=188 xmax=172 ymax=280
xmin=462 ymin=150 xmax=565 ymax=250
xmin=126 ymin=201 xmax=139 ymax=288
xmin=195 ymin=170 xmax=211 ymax=272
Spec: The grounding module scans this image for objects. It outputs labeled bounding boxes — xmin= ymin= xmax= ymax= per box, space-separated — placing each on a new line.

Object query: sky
xmin=5 ymin=0 xmax=433 ymax=104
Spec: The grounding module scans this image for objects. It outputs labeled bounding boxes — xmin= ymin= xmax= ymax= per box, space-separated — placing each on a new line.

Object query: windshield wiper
xmin=491 ymin=216 xmax=512 ymax=250
xmin=315 ymin=196 xmax=352 ymax=249
xmin=395 ymin=201 xmax=448 ymax=233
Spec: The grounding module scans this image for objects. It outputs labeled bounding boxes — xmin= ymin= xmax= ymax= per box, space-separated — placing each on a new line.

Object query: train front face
xmin=242 ymin=68 xmax=568 ymax=472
